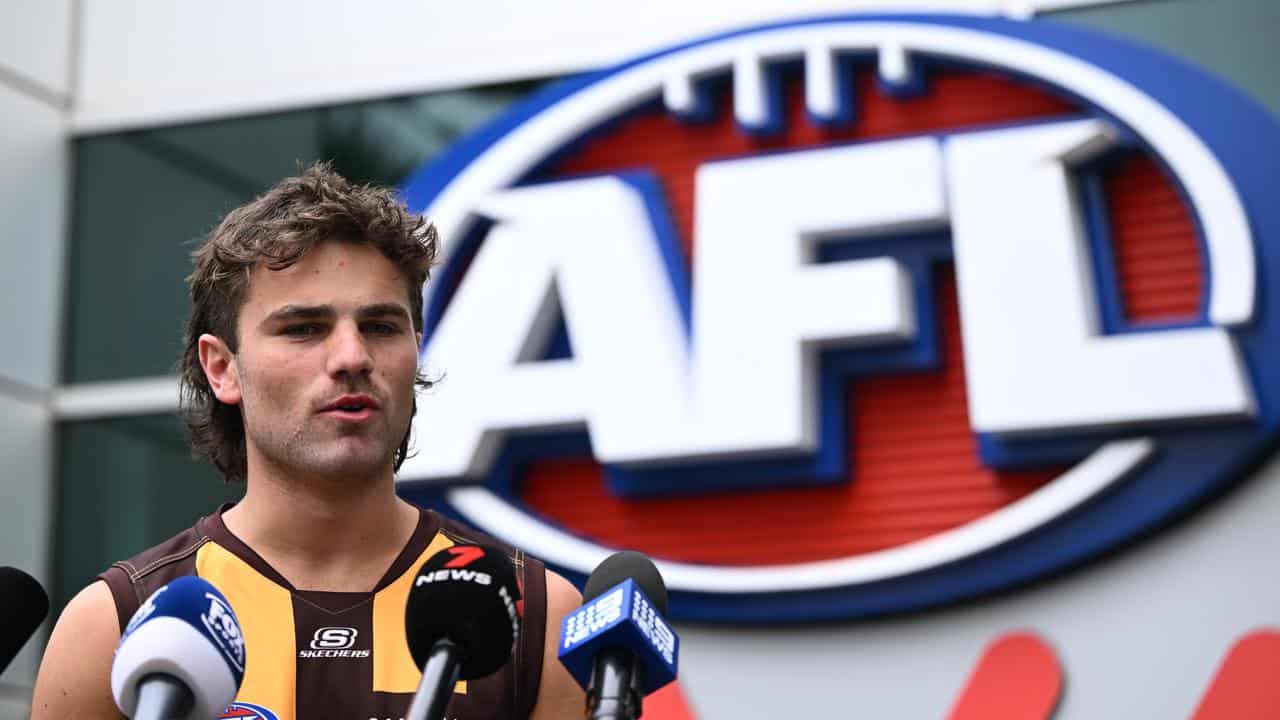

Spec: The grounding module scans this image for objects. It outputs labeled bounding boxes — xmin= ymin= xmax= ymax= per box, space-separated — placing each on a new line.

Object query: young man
xmin=32 ymin=165 xmax=585 ymax=719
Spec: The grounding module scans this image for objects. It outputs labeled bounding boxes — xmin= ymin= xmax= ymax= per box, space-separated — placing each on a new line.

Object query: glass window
xmin=54 ymin=414 xmax=240 ymax=608
xmin=64 ymin=82 xmax=540 ymax=384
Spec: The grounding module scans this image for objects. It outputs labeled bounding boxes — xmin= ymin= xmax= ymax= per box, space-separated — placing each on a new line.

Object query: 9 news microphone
xmin=0 ymin=567 xmax=49 ymax=675
xmin=403 ymin=544 xmax=522 ymax=720
xmin=111 ymin=576 xmax=246 ymax=720
xmin=559 ymin=551 xmax=679 ymax=720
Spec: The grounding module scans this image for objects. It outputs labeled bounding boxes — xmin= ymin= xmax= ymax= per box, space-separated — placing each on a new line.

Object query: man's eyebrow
xmin=261 ymin=304 xmax=335 ymax=325
xmin=260 ymin=302 xmax=413 ymax=327
xmin=356 ymin=303 xmax=413 ymax=322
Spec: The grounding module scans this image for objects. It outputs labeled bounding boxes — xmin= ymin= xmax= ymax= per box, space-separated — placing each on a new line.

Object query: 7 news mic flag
xmin=560 ymin=552 xmax=679 ymax=720
xmin=404 ymin=544 xmax=523 ymax=720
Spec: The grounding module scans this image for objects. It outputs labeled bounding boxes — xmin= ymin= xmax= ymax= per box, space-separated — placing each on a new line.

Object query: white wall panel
xmin=0 ymin=87 xmax=67 ymax=390
xmin=73 ymin=0 xmax=1138 ymax=134
xmin=0 ymin=0 xmax=73 ymax=102
xmin=0 ymin=393 xmax=53 ymax=699
xmin=0 ymin=6 xmax=68 ymax=705
xmin=674 ymin=450 xmax=1280 ymax=718
xmin=0 ymin=696 xmax=30 ymax=720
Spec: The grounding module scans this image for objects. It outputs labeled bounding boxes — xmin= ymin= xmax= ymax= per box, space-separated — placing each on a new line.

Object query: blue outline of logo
xmin=220 ymin=702 xmax=279 ymax=720
xmin=397 ymin=14 xmax=1280 ymax=623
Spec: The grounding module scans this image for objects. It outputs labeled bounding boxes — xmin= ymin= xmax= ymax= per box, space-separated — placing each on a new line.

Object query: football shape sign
xmin=397 ymin=15 xmax=1280 ymax=623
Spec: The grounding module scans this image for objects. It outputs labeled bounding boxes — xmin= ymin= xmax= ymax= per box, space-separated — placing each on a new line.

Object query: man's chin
xmin=299 ymin=444 xmax=397 ymax=482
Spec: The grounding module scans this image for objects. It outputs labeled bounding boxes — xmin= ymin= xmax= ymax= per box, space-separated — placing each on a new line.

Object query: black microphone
xmin=559 ymin=551 xmax=679 ymax=720
xmin=0 ymin=567 xmax=49 ymax=675
xmin=403 ymin=544 xmax=522 ymax=720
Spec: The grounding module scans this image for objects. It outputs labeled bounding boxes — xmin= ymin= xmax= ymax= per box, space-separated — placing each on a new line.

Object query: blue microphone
xmin=110 ymin=576 xmax=247 ymax=720
xmin=559 ymin=552 xmax=679 ymax=720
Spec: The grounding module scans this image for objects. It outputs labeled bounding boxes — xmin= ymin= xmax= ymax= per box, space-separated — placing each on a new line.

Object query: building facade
xmin=2 ymin=1 xmax=1279 ymax=717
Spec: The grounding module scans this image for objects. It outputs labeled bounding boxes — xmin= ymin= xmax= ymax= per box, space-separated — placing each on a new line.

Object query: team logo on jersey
xmin=395 ymin=14 xmax=1280 ymax=622
xmin=220 ymin=703 xmax=279 ymax=720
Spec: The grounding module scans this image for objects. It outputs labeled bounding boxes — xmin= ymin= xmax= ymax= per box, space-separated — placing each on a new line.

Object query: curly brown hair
xmin=180 ymin=162 xmax=438 ymax=483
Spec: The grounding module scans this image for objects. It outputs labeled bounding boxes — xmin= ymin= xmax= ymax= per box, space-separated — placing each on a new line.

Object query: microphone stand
xmin=587 ymin=647 xmax=644 ymax=720
xmin=406 ymin=638 xmax=463 ymax=720
xmin=132 ymin=673 xmax=194 ymax=720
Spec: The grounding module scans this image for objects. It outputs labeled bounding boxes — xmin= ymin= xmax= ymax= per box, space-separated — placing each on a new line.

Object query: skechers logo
xmin=311 ymin=626 xmax=358 ymax=649
xmin=298 ymin=626 xmax=370 ymax=659
xmin=416 ymin=569 xmax=493 ymax=586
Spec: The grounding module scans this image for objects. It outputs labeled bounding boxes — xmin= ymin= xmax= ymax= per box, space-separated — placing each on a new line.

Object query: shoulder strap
xmin=515 ymin=549 xmax=549 ymax=719
xmin=96 ymin=516 xmax=211 ymax=633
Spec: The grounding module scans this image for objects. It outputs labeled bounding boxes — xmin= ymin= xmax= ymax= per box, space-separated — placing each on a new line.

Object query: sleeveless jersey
xmin=98 ymin=504 xmax=548 ymax=720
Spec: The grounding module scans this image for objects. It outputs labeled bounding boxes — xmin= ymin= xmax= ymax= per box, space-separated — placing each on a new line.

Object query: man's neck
xmin=222 ymin=461 xmax=420 ymax=593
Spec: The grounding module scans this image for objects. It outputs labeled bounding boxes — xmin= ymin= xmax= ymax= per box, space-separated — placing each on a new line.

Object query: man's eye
xmin=282 ymin=324 xmax=321 ymax=337
xmin=365 ymin=322 xmax=401 ymax=335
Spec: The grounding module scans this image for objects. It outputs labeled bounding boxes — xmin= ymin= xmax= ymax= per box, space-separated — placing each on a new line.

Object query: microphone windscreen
xmin=0 ymin=567 xmax=49 ymax=673
xmin=110 ymin=576 xmax=246 ymax=720
xmin=560 ymin=552 xmax=678 ymax=695
xmin=405 ymin=544 xmax=522 ymax=680
xmin=583 ymin=551 xmax=668 ymax=616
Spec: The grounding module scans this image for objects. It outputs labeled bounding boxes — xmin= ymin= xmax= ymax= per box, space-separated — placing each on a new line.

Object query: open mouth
xmin=322 ymin=395 xmax=380 ymax=420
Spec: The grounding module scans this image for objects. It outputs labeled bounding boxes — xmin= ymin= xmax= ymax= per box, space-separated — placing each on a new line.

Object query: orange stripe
xmin=196 ymin=542 xmax=297 ymax=720
xmin=371 ymin=531 xmax=468 ymax=695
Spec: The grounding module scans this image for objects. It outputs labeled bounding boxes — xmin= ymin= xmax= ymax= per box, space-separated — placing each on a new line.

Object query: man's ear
xmin=198 ymin=333 xmax=242 ymax=405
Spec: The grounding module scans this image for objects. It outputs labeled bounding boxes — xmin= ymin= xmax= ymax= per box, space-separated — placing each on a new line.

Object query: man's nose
xmin=326 ymin=321 xmax=374 ymax=378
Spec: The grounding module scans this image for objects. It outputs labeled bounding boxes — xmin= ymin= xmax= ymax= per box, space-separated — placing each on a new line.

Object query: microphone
xmin=0 ymin=567 xmax=49 ymax=675
xmin=403 ymin=544 xmax=522 ymax=720
xmin=110 ymin=576 xmax=246 ymax=720
xmin=559 ymin=551 xmax=679 ymax=720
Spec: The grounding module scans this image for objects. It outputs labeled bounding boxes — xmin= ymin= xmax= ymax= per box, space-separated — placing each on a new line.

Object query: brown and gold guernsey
xmin=98 ymin=505 xmax=547 ymax=720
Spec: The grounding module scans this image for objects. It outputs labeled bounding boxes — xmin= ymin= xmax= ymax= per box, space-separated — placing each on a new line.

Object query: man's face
xmin=225 ymin=241 xmax=421 ymax=483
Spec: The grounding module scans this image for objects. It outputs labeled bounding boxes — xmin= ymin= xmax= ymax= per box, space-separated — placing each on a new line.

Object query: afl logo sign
xmin=397 ymin=15 xmax=1280 ymax=622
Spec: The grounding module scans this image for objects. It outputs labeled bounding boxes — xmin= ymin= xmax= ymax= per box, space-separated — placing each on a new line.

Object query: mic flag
xmin=0 ymin=567 xmax=49 ymax=675
xmin=559 ymin=563 xmax=679 ymax=695
xmin=404 ymin=544 xmax=523 ymax=680
xmin=111 ymin=575 xmax=246 ymax=719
